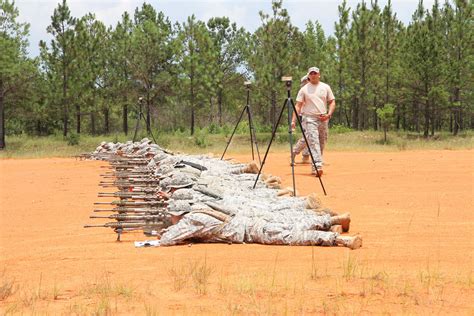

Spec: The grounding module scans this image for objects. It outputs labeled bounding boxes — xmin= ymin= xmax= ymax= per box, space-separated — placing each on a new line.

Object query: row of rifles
xmin=83 ymin=152 xmax=170 ymax=241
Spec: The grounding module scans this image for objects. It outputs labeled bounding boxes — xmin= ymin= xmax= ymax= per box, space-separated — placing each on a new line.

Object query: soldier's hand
xmin=320 ymin=114 xmax=330 ymax=122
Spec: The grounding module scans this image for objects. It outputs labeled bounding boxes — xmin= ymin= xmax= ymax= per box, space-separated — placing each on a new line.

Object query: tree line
xmin=1 ymin=0 xmax=472 ymax=148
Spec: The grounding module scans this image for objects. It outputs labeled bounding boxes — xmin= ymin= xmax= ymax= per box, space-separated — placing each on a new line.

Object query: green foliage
xmin=66 ymin=132 xmax=80 ymax=146
xmin=193 ymin=128 xmax=209 ymax=148
xmin=0 ymin=0 xmax=471 ymax=143
xmin=331 ymin=124 xmax=353 ymax=134
xmin=377 ymin=103 xmax=395 ymax=143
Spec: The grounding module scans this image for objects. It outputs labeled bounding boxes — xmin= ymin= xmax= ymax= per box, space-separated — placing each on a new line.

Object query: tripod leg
xmin=141 ymin=112 xmax=158 ymax=144
xmin=221 ymin=105 xmax=248 ymax=160
xmin=247 ymin=105 xmax=262 ymax=165
xmin=132 ymin=112 xmax=141 ymax=143
xmin=290 ymin=99 xmax=327 ymax=195
xmin=252 ymin=99 xmax=288 ymax=189
xmin=246 ymin=106 xmax=255 ymax=162
xmin=287 ymin=98 xmax=297 ymax=196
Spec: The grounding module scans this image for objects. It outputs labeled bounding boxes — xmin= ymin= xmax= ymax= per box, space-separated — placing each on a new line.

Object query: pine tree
xmin=178 ymin=15 xmax=216 ymax=135
xmin=248 ymin=0 xmax=301 ymax=129
xmin=40 ymin=0 xmax=76 ymax=137
xmin=129 ymin=3 xmax=177 ymax=134
xmin=0 ymin=0 xmax=31 ymax=148
xmin=206 ymin=17 xmax=249 ymax=126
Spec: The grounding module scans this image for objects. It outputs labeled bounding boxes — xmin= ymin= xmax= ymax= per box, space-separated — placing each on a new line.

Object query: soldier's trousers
xmin=293 ymin=116 xmax=328 ymax=169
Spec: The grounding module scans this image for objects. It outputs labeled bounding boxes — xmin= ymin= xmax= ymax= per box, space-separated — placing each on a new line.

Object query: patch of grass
xmin=168 ymin=262 xmax=190 ymax=292
xmin=0 ymin=270 xmax=15 ymax=301
xmin=52 ymin=281 xmax=61 ymax=300
xmin=309 ymin=246 xmax=319 ymax=280
xmin=233 ymin=273 xmax=257 ymax=296
xmin=167 ymin=255 xmax=214 ymax=295
xmin=342 ymin=254 xmax=359 ymax=280
xmin=19 ymin=289 xmax=38 ymax=308
xmin=2 ymin=129 xmax=472 ymax=158
xmin=189 ymin=255 xmax=213 ymax=295
xmin=82 ymin=273 xmax=136 ymax=302
xmin=3 ymin=302 xmax=20 ymax=315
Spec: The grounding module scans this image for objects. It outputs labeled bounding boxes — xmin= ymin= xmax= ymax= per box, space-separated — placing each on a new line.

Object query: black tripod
xmin=252 ymin=78 xmax=327 ymax=196
xmin=132 ymin=97 xmax=158 ymax=144
xmin=221 ymin=83 xmax=261 ymax=164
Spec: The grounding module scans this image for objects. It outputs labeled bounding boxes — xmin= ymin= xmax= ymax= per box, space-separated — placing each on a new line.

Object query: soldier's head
xmin=300 ymin=74 xmax=309 ymax=87
xmin=307 ymin=66 xmax=320 ymax=84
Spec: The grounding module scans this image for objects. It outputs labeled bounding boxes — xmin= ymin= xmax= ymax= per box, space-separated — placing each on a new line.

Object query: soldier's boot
xmin=320 ymin=207 xmax=338 ymax=216
xmin=335 ymin=235 xmax=362 ymax=250
xmin=330 ymin=213 xmax=350 ymax=232
xmin=301 ymin=155 xmax=310 ymax=164
xmin=277 ymin=186 xmax=299 ymax=197
xmin=305 ymin=193 xmax=322 ymax=209
xmin=330 ymin=225 xmax=343 ymax=233
xmin=242 ymin=161 xmax=259 ymax=174
xmin=265 ymin=176 xmax=281 ymax=189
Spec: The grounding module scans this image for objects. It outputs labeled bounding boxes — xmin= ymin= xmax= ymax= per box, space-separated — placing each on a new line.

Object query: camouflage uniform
xmin=155 ymin=211 xmax=337 ymax=247
xmin=293 ymin=116 xmax=328 ymax=170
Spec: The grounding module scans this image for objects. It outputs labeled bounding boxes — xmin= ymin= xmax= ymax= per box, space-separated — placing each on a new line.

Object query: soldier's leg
xmin=290 ymin=230 xmax=338 ymax=246
xmin=231 ymin=161 xmax=259 ymax=174
xmin=292 ymin=117 xmax=309 ymax=156
xmin=335 ymin=235 xmax=363 ymax=249
xmin=305 ymin=118 xmax=323 ymax=173
xmin=291 ymin=230 xmax=362 ymax=249
xmin=330 ymin=212 xmax=350 ymax=232
xmin=318 ymin=120 xmax=329 ymax=163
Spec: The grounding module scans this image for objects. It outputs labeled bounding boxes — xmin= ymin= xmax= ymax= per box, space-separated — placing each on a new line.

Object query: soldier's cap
xmin=307 ymin=66 xmax=320 ymax=74
xmin=300 ymin=75 xmax=308 ymax=83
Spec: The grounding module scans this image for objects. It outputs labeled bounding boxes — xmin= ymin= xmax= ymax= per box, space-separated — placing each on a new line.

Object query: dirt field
xmin=1 ymin=150 xmax=473 ymax=314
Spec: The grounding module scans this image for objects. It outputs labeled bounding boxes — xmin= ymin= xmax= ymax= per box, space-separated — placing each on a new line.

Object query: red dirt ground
xmin=0 ymin=150 xmax=473 ymax=314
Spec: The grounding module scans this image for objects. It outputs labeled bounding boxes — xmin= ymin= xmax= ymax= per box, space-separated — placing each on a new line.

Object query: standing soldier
xmin=291 ymin=67 xmax=335 ymax=175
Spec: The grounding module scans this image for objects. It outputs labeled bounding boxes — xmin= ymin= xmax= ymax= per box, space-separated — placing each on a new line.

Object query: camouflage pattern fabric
xmin=158 ymin=211 xmax=337 ymax=246
xmin=293 ymin=116 xmax=328 ymax=170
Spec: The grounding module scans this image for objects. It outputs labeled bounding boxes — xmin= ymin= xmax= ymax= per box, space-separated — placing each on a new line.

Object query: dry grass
xmin=0 ymin=270 xmax=15 ymax=301
xmin=1 ymin=263 xmax=472 ymax=315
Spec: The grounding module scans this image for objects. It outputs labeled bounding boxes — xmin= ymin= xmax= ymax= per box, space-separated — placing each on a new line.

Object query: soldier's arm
xmin=159 ymin=214 xmax=204 ymax=246
xmin=292 ymin=101 xmax=303 ymax=129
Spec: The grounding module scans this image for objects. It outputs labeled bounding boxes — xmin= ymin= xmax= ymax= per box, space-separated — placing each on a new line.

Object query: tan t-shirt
xmin=296 ymin=82 xmax=335 ymax=116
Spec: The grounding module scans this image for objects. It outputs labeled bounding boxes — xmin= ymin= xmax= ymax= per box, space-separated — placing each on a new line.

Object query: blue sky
xmin=16 ymin=0 xmax=436 ymax=57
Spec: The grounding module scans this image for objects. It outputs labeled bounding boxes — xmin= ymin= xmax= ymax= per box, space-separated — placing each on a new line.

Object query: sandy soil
xmin=0 ymin=150 xmax=473 ymax=314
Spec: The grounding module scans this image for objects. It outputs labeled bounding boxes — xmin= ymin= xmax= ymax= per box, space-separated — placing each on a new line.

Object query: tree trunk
xmin=0 ymin=83 xmax=5 ymax=150
xmin=424 ymin=99 xmax=430 ymax=138
xmin=270 ymin=89 xmax=277 ymax=130
xmin=373 ymin=96 xmax=378 ymax=131
xmin=217 ymin=88 xmax=223 ymax=126
xmin=453 ymin=87 xmax=460 ymax=136
xmin=62 ymin=59 xmax=68 ymax=137
xmin=36 ymin=120 xmax=41 ymax=136
xmin=146 ymin=96 xmax=151 ymax=134
xmin=190 ymin=77 xmax=195 ymax=136
xmin=90 ymin=112 xmax=96 ymax=135
xmin=351 ymin=96 xmax=358 ymax=129
xmin=76 ymin=104 xmax=81 ymax=134
xmin=104 ymin=107 xmax=110 ymax=134
xmin=123 ymin=104 xmax=128 ymax=135
xmin=396 ymin=103 xmax=401 ymax=130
